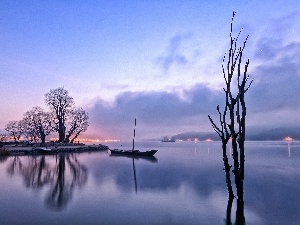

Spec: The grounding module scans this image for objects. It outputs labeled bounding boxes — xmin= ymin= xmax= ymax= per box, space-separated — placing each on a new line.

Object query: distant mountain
xmin=172 ymin=131 xmax=219 ymax=141
xmin=247 ymin=127 xmax=300 ymax=141
xmin=169 ymin=127 xmax=300 ymax=141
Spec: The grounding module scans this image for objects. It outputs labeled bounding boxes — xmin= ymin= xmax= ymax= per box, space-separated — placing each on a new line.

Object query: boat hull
xmin=109 ymin=149 xmax=158 ymax=156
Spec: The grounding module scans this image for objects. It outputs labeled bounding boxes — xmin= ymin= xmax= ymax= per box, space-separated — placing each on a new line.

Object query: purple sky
xmin=1 ymin=1 xmax=300 ymax=140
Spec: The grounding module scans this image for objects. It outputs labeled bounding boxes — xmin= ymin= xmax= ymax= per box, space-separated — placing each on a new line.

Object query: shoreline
xmin=1 ymin=144 xmax=109 ymax=156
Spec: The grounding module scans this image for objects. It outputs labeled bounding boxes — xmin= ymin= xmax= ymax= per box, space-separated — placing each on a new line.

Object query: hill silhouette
xmin=169 ymin=127 xmax=300 ymax=141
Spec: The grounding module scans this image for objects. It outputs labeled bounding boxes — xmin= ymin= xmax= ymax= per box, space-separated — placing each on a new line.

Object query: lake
xmin=0 ymin=141 xmax=299 ymax=225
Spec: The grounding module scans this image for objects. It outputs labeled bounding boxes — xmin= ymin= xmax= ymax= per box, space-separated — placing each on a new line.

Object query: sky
xmin=1 ymin=1 xmax=300 ymax=140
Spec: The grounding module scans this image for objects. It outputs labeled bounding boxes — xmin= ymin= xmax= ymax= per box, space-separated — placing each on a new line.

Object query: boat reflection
xmin=5 ymin=153 xmax=87 ymax=211
xmin=132 ymin=158 xmax=138 ymax=193
xmin=109 ymin=154 xmax=157 ymax=194
xmin=109 ymin=154 xmax=158 ymax=163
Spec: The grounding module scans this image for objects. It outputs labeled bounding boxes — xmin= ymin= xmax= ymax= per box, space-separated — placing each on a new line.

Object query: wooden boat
xmin=109 ymin=118 xmax=158 ymax=157
xmin=110 ymin=149 xmax=158 ymax=156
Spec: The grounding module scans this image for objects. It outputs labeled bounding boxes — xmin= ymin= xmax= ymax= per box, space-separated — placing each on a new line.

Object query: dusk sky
xmin=1 ymin=1 xmax=300 ymax=140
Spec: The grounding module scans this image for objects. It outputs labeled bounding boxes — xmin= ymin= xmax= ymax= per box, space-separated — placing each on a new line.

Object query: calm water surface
xmin=0 ymin=141 xmax=299 ymax=225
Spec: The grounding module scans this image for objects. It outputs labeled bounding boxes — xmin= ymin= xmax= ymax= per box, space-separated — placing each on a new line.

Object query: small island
xmin=0 ymin=87 xmax=109 ymax=156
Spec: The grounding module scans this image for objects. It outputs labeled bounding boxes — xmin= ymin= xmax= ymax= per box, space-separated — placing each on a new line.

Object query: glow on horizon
xmin=284 ymin=137 xmax=293 ymax=141
xmin=50 ymin=137 xmax=121 ymax=143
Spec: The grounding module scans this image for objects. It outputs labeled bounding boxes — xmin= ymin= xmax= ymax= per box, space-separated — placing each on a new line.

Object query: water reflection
xmin=0 ymin=142 xmax=299 ymax=224
xmin=5 ymin=154 xmax=87 ymax=211
xmin=132 ymin=158 xmax=138 ymax=193
xmin=287 ymin=141 xmax=291 ymax=158
xmin=7 ymin=156 xmax=53 ymax=188
xmin=109 ymin=155 xmax=158 ymax=194
xmin=92 ymin=149 xmax=226 ymax=206
xmin=225 ymin=197 xmax=245 ymax=225
xmin=0 ymin=155 xmax=8 ymax=163
xmin=46 ymin=154 xmax=87 ymax=210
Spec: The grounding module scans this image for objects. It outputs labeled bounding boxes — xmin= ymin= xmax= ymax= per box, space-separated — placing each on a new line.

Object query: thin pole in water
xmin=133 ymin=118 xmax=137 ymax=150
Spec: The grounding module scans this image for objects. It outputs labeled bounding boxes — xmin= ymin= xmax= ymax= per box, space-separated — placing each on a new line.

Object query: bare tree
xmin=64 ymin=108 xmax=89 ymax=143
xmin=208 ymin=11 xmax=252 ymax=208
xmin=5 ymin=120 xmax=24 ymax=143
xmin=22 ymin=106 xmax=53 ymax=144
xmin=45 ymin=87 xmax=74 ymax=142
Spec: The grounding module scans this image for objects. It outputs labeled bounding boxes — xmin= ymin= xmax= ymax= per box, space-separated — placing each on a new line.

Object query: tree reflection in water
xmin=0 ymin=155 xmax=8 ymax=163
xmin=46 ymin=154 xmax=88 ymax=210
xmin=7 ymin=156 xmax=24 ymax=177
xmin=225 ymin=198 xmax=245 ymax=225
xmin=6 ymin=153 xmax=88 ymax=211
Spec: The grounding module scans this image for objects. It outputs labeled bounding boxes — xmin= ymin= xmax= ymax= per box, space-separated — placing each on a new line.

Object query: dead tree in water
xmin=208 ymin=104 xmax=234 ymax=199
xmin=208 ymin=12 xmax=252 ymax=202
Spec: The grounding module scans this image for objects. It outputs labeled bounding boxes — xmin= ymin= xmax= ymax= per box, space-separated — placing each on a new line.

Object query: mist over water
xmin=0 ymin=141 xmax=299 ymax=225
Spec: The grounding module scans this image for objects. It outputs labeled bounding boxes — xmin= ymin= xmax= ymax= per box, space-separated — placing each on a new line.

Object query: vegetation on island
xmin=3 ymin=87 xmax=88 ymax=145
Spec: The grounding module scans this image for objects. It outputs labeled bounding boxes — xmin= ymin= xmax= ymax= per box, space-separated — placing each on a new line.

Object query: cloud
xmin=268 ymin=10 xmax=300 ymax=40
xmin=249 ymin=19 xmax=300 ymax=113
xmin=254 ymin=38 xmax=282 ymax=60
xmin=155 ymin=33 xmax=197 ymax=74
xmin=87 ymin=32 xmax=300 ymax=139
xmin=249 ymin=53 xmax=300 ymax=111
xmin=86 ymin=12 xmax=300 ymax=139
xmin=245 ymin=12 xmax=300 ymax=127
xmin=87 ymin=84 xmax=223 ymax=139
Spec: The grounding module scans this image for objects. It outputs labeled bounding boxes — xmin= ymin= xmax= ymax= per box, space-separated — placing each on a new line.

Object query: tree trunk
xmin=226 ymin=197 xmax=234 ymax=225
xmin=222 ymin=141 xmax=234 ymax=198
xmin=64 ymin=135 xmax=70 ymax=143
xmin=237 ymin=131 xmax=245 ymax=202
xmin=235 ymin=199 xmax=245 ymax=225
xmin=41 ymin=133 xmax=46 ymax=145
xmin=229 ymin=104 xmax=243 ymax=201
xmin=58 ymin=121 xmax=66 ymax=142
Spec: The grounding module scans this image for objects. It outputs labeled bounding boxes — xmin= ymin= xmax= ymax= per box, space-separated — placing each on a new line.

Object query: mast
xmin=132 ymin=118 xmax=136 ymax=150
xmin=132 ymin=118 xmax=138 ymax=193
